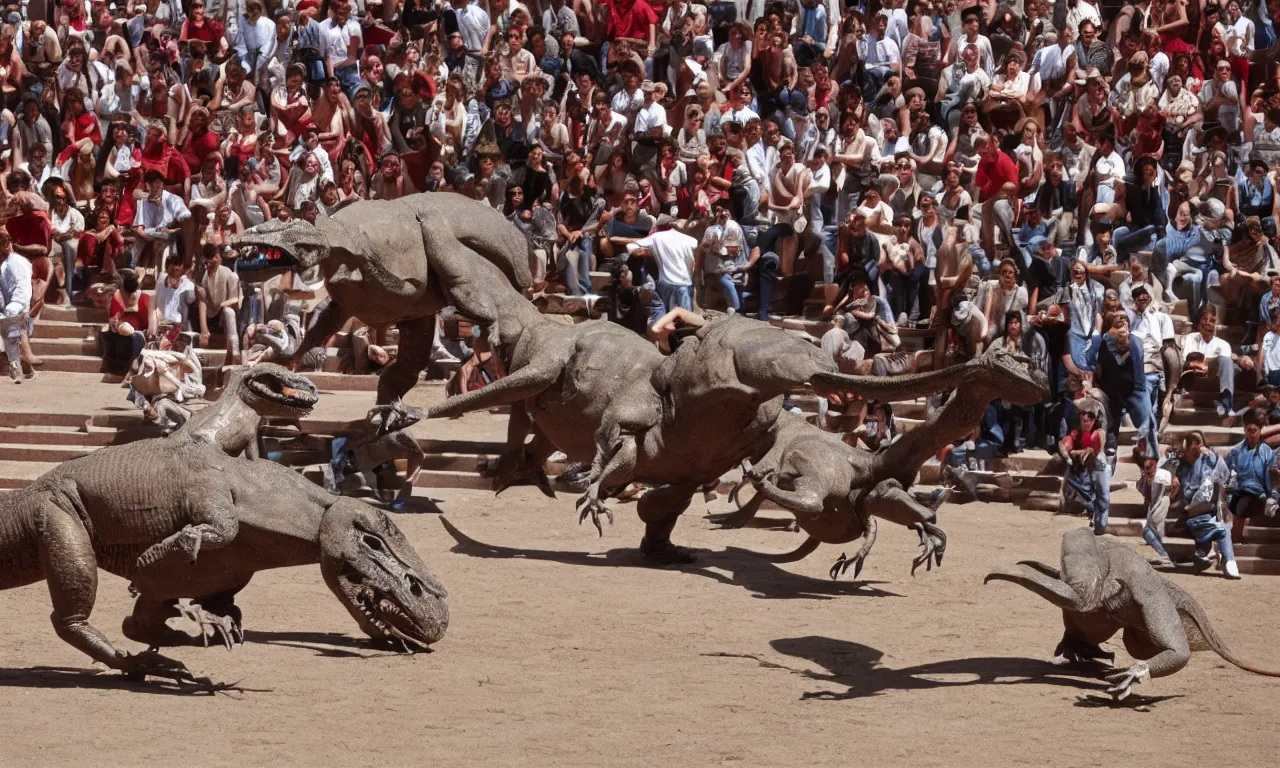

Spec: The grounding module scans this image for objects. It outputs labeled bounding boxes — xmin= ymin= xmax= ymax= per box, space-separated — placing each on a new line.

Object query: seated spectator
xmin=102 ymin=270 xmax=149 ymax=376
xmin=1180 ymin=305 xmax=1253 ymax=417
xmin=153 ymin=255 xmax=196 ymax=339
xmin=1226 ymin=408 xmax=1278 ymax=546
xmin=1138 ymin=452 xmax=1174 ymax=567
xmin=1170 ymin=431 xmax=1240 ymax=578
xmin=197 ymin=246 xmax=242 ymax=362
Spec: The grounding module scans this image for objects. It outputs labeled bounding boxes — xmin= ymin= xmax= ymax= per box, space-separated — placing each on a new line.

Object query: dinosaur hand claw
xmin=910 ymin=522 xmax=947 ymax=576
xmin=177 ymin=603 xmax=243 ymax=650
xmin=119 ymin=648 xmax=222 ymax=691
xmin=576 ymin=495 xmax=614 ymax=537
xmin=829 ymin=551 xmax=866 ymax=580
xmin=1105 ymin=661 xmax=1150 ymax=700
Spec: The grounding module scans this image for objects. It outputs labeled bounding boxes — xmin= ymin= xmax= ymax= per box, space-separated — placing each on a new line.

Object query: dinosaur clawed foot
xmin=910 ymin=522 xmax=947 ymax=576
xmin=115 ymin=648 xmax=222 ymax=691
xmin=1105 ymin=661 xmax=1151 ymax=700
xmin=576 ymin=494 xmax=614 ymax=536
xmin=829 ymin=551 xmax=867 ymax=580
xmin=492 ymin=452 xmax=556 ymax=499
xmin=177 ymin=602 xmax=244 ymax=650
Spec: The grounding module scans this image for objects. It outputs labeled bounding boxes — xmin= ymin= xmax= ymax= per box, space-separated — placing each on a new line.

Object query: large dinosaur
xmin=985 ymin=528 xmax=1280 ymax=699
xmin=231 ymin=193 xmax=534 ymax=405
xmin=0 ymin=365 xmax=447 ymax=686
xmin=728 ymin=350 xmax=1049 ymax=577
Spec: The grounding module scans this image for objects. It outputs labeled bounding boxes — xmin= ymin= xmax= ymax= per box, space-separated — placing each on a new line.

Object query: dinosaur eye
xmin=406 ymin=575 xmax=424 ymax=597
xmin=363 ymin=535 xmax=386 ymax=552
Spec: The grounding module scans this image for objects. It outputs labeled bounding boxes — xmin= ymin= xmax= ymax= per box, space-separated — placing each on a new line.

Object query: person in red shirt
xmin=611 ymin=0 xmax=658 ymax=50
xmin=974 ymin=134 xmax=1018 ymax=203
xmin=102 ymin=269 xmax=150 ymax=375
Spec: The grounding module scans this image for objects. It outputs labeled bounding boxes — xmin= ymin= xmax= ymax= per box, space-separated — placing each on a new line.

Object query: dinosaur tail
xmin=1166 ymin=580 xmax=1280 ymax=677
xmin=745 ymin=535 xmax=821 ymax=563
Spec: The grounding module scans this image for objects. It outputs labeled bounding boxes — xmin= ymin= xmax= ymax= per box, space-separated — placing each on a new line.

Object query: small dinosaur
xmin=232 ymin=193 xmax=534 ymax=405
xmin=986 ymin=528 xmax=1280 ymax=699
xmin=725 ymin=350 xmax=1048 ymax=577
xmin=0 ymin=365 xmax=446 ymax=686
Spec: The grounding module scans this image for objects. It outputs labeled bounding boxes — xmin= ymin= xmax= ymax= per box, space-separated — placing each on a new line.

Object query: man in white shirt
xmin=48 ymin=182 xmax=84 ymax=307
xmin=631 ymin=80 xmax=667 ymax=174
xmin=945 ymin=9 xmax=994 ymax=76
xmin=628 ymin=228 xmax=698 ymax=318
xmin=153 ymin=255 xmax=197 ymax=335
xmin=610 ymin=68 xmax=645 ymax=125
xmin=1126 ymin=285 xmax=1178 ymax=427
xmin=319 ymin=0 xmax=363 ymax=97
xmin=862 ymin=11 xmax=902 ymax=93
xmin=1181 ymin=304 xmax=1253 ymax=416
xmin=132 ymin=170 xmax=193 ymax=274
xmin=0 ymin=233 xmax=32 ymax=381
xmin=235 ymin=0 xmax=278 ymax=78
xmin=451 ymin=0 xmax=490 ymax=54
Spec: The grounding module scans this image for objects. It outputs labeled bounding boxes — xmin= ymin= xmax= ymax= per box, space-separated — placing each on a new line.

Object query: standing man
xmin=320 ymin=0 xmax=363 ymax=98
xmin=1138 ymin=453 xmax=1174 ymax=567
xmin=0 ymin=233 xmax=32 ymax=382
xmin=1126 ymin=285 xmax=1178 ymax=432
xmin=627 ymin=227 xmax=698 ymax=322
xmin=1088 ymin=312 xmax=1158 ymax=468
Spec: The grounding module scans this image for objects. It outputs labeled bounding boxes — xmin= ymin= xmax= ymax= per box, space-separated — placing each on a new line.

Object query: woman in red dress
xmin=56 ymin=88 xmax=102 ymax=165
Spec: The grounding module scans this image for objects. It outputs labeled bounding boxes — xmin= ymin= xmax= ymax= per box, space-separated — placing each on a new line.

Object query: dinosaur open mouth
xmin=353 ymin=585 xmax=437 ymax=653
xmin=234 ymin=245 xmax=300 ymax=278
xmin=246 ymin=372 xmax=319 ymax=411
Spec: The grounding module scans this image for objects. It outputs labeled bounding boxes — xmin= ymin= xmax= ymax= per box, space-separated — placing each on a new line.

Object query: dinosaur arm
xmin=983 ymin=564 xmax=1084 ymax=610
xmin=1135 ymin=591 xmax=1193 ymax=679
xmin=426 ymin=365 xmax=560 ymax=419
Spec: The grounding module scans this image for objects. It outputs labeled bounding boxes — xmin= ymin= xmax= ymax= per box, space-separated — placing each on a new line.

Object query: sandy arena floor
xmin=1 ymin=467 xmax=1278 ymax=766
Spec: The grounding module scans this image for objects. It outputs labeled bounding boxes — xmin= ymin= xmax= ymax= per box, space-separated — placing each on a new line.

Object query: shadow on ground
xmin=703 ymin=635 xmax=1172 ymax=704
xmin=439 ymin=517 xmax=900 ymax=600
xmin=243 ymin=629 xmax=428 ymax=659
xmin=0 ymin=665 xmax=263 ymax=696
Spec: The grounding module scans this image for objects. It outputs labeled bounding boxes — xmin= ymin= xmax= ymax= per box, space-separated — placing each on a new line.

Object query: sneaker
xmin=8 ymin=360 xmax=19 ymax=383
xmin=896 ymin=312 xmax=909 ymax=326
xmin=1216 ymin=398 xmax=1229 ymax=418
xmin=1224 ymin=559 xmax=1242 ymax=579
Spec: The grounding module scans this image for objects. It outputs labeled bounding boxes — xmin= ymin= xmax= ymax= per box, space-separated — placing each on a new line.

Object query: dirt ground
xmin=2 ymin=461 xmax=1279 ymax=767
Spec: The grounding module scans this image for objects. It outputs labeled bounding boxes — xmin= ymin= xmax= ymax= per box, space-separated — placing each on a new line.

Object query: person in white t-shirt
xmin=1259 ymin=310 xmax=1280 ymax=386
xmin=628 ymin=228 xmax=698 ymax=318
xmin=153 ymin=255 xmax=196 ymax=335
xmin=1180 ymin=305 xmax=1253 ymax=416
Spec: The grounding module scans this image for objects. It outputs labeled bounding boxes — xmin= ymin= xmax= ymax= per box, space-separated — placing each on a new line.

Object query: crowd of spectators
xmin=2 ymin=0 xmax=1280 ymax=574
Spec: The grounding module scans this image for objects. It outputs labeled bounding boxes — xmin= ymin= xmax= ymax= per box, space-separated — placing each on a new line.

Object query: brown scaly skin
xmin=175 ymin=363 xmax=319 ymax=459
xmin=986 ymin=529 xmax=1280 ymax=700
xmin=231 ymin=193 xmax=533 ymax=406
xmin=0 ymin=367 xmax=446 ymax=687
xmin=727 ymin=349 xmax=1048 ymax=577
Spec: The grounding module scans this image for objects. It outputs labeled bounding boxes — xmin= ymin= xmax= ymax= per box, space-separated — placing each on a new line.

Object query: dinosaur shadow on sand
xmin=242 ymin=629 xmax=431 ymax=659
xmin=706 ymin=635 xmax=1181 ymax=707
xmin=438 ymin=517 xmax=900 ymax=600
xmin=0 ymin=665 xmax=262 ymax=696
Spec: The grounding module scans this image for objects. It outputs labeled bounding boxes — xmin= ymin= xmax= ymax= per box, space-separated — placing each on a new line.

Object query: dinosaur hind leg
xmin=864 ymin=479 xmax=947 ymax=574
xmin=578 ymin=434 xmax=638 ymax=536
xmin=376 ymin=315 xmax=435 ymax=407
xmin=39 ymin=501 xmax=217 ymax=687
xmin=637 ymin=484 xmax=700 ymax=564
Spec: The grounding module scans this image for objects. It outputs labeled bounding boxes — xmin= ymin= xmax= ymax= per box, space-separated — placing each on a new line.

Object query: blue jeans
xmin=716 ymin=273 xmax=742 ymax=311
xmin=557 ymin=239 xmax=593 ymax=296
xmin=1113 ymin=224 xmax=1160 ymax=263
xmin=1186 ymin=512 xmax=1236 ymax=563
xmin=1068 ymin=331 xmax=1097 ymax=373
xmin=656 ymin=281 xmax=692 ymax=315
xmin=335 ymin=64 xmax=361 ymax=99
xmin=1145 ymin=371 xmax=1162 ymax=428
xmin=1266 ymin=369 xmax=1280 ymax=387
xmin=1066 ymin=457 xmax=1111 ymax=534
xmin=1106 ymin=384 xmax=1159 ymax=457
xmin=730 ymin=179 xmax=762 ymax=223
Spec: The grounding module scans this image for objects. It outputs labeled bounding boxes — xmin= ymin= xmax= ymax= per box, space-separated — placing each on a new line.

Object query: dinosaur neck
xmin=176 ymin=394 xmax=261 ymax=456
xmin=874 ymin=385 xmax=997 ymax=482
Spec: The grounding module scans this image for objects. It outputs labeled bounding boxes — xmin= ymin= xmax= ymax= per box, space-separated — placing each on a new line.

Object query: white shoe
xmin=8 ymin=360 xmax=19 ymax=383
xmin=1224 ymin=560 xmax=1242 ymax=579
xmin=429 ymin=347 xmax=461 ymax=365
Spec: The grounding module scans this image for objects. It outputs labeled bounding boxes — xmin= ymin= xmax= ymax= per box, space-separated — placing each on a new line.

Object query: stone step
xmin=40 ymin=304 xmax=108 ymax=323
xmin=29 ymin=354 xmax=106 ymax=374
xmin=0 ymin=442 xmax=99 ymax=462
xmin=1107 ymin=517 xmax=1280 ymax=541
xmin=1108 ymin=535 xmax=1280 ymax=575
xmin=32 ymin=320 xmax=97 ymax=339
xmin=0 ymin=460 xmax=60 ymax=489
xmin=0 ymin=426 xmax=122 ymax=447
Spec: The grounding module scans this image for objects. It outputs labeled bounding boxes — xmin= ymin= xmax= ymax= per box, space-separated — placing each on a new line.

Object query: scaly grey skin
xmin=174 ymin=363 xmax=319 ymax=459
xmin=0 ymin=367 xmax=447 ymax=687
xmin=231 ymin=193 xmax=534 ymax=406
xmin=730 ymin=350 xmax=1049 ymax=576
xmin=986 ymin=528 xmax=1280 ymax=700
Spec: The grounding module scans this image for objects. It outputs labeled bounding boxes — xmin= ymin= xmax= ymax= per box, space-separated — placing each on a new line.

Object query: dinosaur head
xmin=231 ymin=217 xmax=367 ymax=280
xmin=229 ymin=363 xmax=319 ymax=418
xmin=319 ymin=501 xmax=449 ymax=651
xmin=972 ymin=348 xmax=1050 ymax=406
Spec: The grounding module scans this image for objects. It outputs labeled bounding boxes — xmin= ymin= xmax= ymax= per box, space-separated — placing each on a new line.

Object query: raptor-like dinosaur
xmin=727 ymin=350 xmax=1049 ymax=577
xmin=0 ymin=366 xmax=446 ymax=685
xmin=174 ymin=363 xmax=320 ymax=459
xmin=231 ymin=193 xmax=534 ymax=405
xmin=985 ymin=528 xmax=1280 ymax=699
